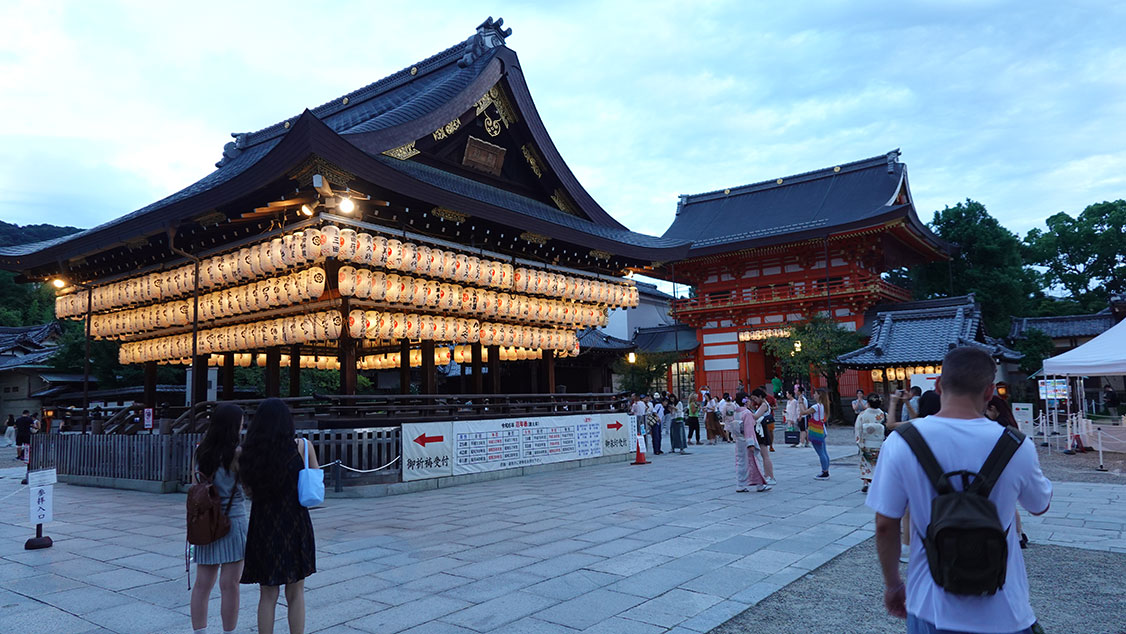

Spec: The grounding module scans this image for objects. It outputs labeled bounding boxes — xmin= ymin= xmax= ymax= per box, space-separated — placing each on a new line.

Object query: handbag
xmin=296 ymin=438 xmax=324 ymax=507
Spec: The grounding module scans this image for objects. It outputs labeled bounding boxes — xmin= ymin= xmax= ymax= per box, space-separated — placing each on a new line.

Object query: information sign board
xmin=30 ymin=485 xmax=53 ymax=525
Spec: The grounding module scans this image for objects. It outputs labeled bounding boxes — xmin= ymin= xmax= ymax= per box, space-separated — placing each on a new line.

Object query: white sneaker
xmin=765 ymin=477 xmax=777 ymax=485
xmin=899 ymin=551 xmax=910 ymax=564
xmin=736 ymin=488 xmax=750 ymax=493
xmin=756 ymin=484 xmax=772 ymax=492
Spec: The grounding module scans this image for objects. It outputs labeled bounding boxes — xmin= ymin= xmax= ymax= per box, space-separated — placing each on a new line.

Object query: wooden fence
xmin=30 ymin=433 xmax=203 ymax=483
xmin=28 ymin=429 xmax=398 ymax=488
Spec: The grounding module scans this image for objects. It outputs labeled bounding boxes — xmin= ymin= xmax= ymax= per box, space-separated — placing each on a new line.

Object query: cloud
xmin=1 ymin=0 xmax=1124 ymax=246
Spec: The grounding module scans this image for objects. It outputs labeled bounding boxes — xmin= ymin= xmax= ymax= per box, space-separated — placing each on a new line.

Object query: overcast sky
xmin=2 ymin=0 xmax=1124 ymax=247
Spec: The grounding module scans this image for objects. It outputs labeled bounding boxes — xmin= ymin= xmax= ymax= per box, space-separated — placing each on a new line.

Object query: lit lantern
xmin=415 ymin=245 xmax=431 ymax=275
xmin=391 ymin=313 xmax=406 ymax=339
xmin=453 ymin=345 xmax=467 ymax=364
xmin=312 ymin=313 xmax=327 ymax=340
xmin=421 ymin=280 xmax=439 ymax=307
xmin=465 ymin=256 xmax=480 ymax=284
xmin=368 ymin=235 xmax=387 ymax=268
xmin=468 ymin=319 xmax=482 ymax=343
xmin=376 ymin=312 xmax=393 ymax=340
xmin=459 ymin=286 xmax=474 ymax=312
xmin=320 ymin=225 xmax=340 ymax=258
xmin=481 ymin=290 xmax=497 ymax=318
xmin=871 ymin=368 xmax=884 ymax=382
xmin=355 ymin=268 xmax=372 ymax=298
xmin=307 ymin=267 xmax=326 ymax=299
xmin=499 ymin=347 xmax=510 ymax=362
xmin=500 ymin=263 xmax=513 ymax=289
xmin=935 ymin=365 xmax=942 ymax=375
xmin=338 ymin=266 xmax=357 ymax=296
xmin=265 ymin=238 xmax=284 ymax=273
xmin=453 ymin=253 xmax=468 ymax=282
xmin=400 ymin=242 xmax=416 ymax=274
xmin=281 ymin=234 xmax=298 ymax=268
xmin=409 ymin=349 xmax=422 ymax=367
xmin=419 ymin=314 xmax=436 ymax=340
xmin=895 ymin=367 xmax=906 ymax=382
xmin=435 ymin=347 xmax=451 ymax=366
xmin=339 ymin=229 xmax=358 ymax=261
xmin=368 ymin=271 xmax=386 ymax=301
xmin=386 ymin=239 xmax=403 ymax=270
xmin=496 ymin=292 xmax=511 ymax=318
xmin=281 ymin=275 xmax=297 ymax=304
xmin=348 ymin=309 xmax=365 ymax=338
xmin=430 ymin=248 xmax=446 ymax=278
xmin=316 ymin=356 xmax=329 ymax=370
xmin=304 ymin=228 xmax=324 ymax=262
xmin=925 ymin=365 xmax=935 ymax=374
xmin=326 ymin=311 xmax=343 ymax=339
xmin=355 ymin=233 xmax=373 ymax=265
xmin=480 ymin=346 xmax=489 ymax=363
xmin=408 ymin=313 xmax=423 ymax=339
xmin=364 ymin=310 xmax=380 ymax=339
xmin=503 ymin=323 xmax=517 ymax=346
xmin=886 ymin=367 xmax=896 ymax=382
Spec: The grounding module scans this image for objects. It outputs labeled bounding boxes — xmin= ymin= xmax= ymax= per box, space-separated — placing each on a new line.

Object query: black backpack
xmin=897 ymin=422 xmax=1025 ymax=596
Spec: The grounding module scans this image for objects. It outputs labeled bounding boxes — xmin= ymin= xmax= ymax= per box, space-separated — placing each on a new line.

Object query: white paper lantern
xmin=364 ymin=310 xmax=380 ymax=339
xmin=267 ymin=239 xmax=284 ymax=274
xmin=348 ymin=309 xmax=365 ymax=338
xmin=307 ymin=267 xmax=326 ymax=299
xmin=384 ymin=274 xmax=402 ymax=303
xmin=391 ymin=312 xmax=406 ymax=339
xmin=419 ymin=314 xmax=436 ymax=340
xmin=400 ymin=242 xmax=417 ymax=274
xmin=338 ymin=266 xmax=357 ymax=296
xmin=376 ymin=312 xmax=393 ymax=340
xmin=355 ymin=233 xmax=374 ymax=265
xmin=385 ymin=239 xmax=403 ymax=270
xmin=339 ymin=229 xmax=358 ymax=261
xmin=369 ymin=235 xmax=387 ymax=268
xmin=326 ymin=312 xmax=343 ymax=339
xmin=320 ymin=225 xmax=340 ymax=258
xmin=355 ymin=268 xmax=372 ymax=298
xmin=414 ymin=245 xmax=430 ymax=275
xmin=465 ymin=256 xmax=480 ymax=285
xmin=281 ymin=234 xmax=298 ymax=268
xmin=368 ymin=271 xmax=386 ymax=301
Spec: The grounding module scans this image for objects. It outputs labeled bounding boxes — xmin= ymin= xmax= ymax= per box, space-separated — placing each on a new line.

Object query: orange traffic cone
xmin=631 ymin=434 xmax=649 ymax=465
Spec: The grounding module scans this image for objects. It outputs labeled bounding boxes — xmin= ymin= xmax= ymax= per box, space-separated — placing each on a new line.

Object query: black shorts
xmin=758 ymin=424 xmax=773 ymax=446
xmin=15 ymin=432 xmax=31 ymax=446
xmin=797 ymin=418 xmax=808 ymax=432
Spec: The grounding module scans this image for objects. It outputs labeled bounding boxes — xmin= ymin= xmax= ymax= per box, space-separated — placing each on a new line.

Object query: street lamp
xmin=627 ymin=352 xmax=636 ymax=364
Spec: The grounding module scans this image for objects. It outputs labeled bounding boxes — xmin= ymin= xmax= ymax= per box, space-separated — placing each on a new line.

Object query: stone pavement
xmin=0 ymin=438 xmax=1123 ymax=634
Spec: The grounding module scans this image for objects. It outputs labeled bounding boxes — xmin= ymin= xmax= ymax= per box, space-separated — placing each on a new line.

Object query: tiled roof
xmin=577 ymin=328 xmax=634 ymax=352
xmin=1009 ymin=313 xmax=1117 ymax=339
xmin=374 ymin=156 xmax=685 ymax=250
xmin=839 ymin=296 xmax=1021 ymax=367
xmin=633 ymin=324 xmax=698 ymax=354
xmin=0 ymin=323 xmax=61 ymax=353
xmin=0 ymin=348 xmax=55 ymax=372
xmin=665 ymin=151 xmax=912 ymax=250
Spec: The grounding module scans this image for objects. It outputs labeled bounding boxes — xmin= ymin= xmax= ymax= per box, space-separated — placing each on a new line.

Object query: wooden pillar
xmin=265 ymin=347 xmax=281 ymax=397
xmin=399 ymin=338 xmax=411 ymax=394
xmin=488 ymin=345 xmax=501 ymax=394
xmin=221 ymin=352 xmax=235 ymax=400
xmin=288 ymin=345 xmax=302 ymax=397
xmin=338 ymin=303 xmax=356 ymax=396
xmin=421 ymin=340 xmax=436 ymax=395
xmin=143 ymin=361 xmax=158 ymax=407
xmin=541 ymin=349 xmax=556 ymax=394
xmin=471 ymin=342 xmax=483 ymax=394
xmin=191 ymin=355 xmax=209 ymax=406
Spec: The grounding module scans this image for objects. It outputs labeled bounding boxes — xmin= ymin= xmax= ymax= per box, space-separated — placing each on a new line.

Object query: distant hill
xmin=0 ymin=221 xmax=84 ymax=326
xmin=0 ymin=220 xmax=83 ymax=248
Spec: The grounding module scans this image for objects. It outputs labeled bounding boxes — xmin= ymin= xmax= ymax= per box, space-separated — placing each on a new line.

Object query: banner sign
xmin=1038 ymin=379 xmax=1068 ymax=400
xmin=403 ymin=413 xmax=625 ymax=482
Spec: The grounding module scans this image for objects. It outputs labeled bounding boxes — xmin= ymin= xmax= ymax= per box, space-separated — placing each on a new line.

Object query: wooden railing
xmin=174 ymin=392 xmax=629 ymax=433
xmin=30 ymin=433 xmax=202 ymax=483
xmin=671 ymin=277 xmax=911 ymax=316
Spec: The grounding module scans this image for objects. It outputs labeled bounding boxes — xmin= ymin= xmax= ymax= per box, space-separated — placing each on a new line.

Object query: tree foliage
xmin=0 ymin=221 xmax=82 ymax=327
xmin=907 ymin=200 xmax=1040 ymax=337
xmin=612 ymin=351 xmax=679 ymax=396
xmin=761 ymin=315 xmax=861 ymax=421
xmin=1010 ymin=327 xmax=1055 ymax=377
xmin=1023 ymin=200 xmax=1126 ymax=312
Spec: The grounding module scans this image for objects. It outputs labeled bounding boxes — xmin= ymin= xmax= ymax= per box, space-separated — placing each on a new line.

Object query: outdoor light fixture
xmin=300 ymin=204 xmax=315 ymax=217
xmin=627 ymin=352 xmax=636 ymax=364
xmin=338 ymin=197 xmax=356 ymax=214
xmin=51 ymin=278 xmax=66 ymax=289
xmin=793 ymin=340 xmax=802 ymax=352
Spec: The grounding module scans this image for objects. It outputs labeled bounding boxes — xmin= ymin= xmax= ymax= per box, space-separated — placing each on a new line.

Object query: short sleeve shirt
xmin=866 ymin=416 xmax=1053 ymax=632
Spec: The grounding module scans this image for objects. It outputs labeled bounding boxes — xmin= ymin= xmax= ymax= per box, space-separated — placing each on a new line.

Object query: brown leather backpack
xmin=186 ymin=471 xmax=237 ymax=546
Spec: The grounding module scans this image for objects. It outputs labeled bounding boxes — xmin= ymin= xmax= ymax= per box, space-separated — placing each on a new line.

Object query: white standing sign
xmin=1012 ymin=403 xmax=1034 ymax=436
xmin=143 ymin=408 xmax=154 ymax=430
xmin=600 ymin=413 xmax=632 ymax=456
xmin=909 ymin=373 xmax=941 ymax=391
xmin=27 ymin=468 xmax=57 ymax=488
xmin=402 ymin=422 xmax=454 ymax=481
xmin=30 ymin=485 xmax=53 ymax=525
xmin=452 ymin=414 xmax=603 ymax=476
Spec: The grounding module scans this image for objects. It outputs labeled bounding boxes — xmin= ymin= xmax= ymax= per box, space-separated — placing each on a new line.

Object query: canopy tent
xmin=1043 ymin=317 xmax=1126 ymax=376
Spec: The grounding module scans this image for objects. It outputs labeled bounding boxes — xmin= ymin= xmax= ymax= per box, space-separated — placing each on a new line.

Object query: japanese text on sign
xmin=29 ymin=485 xmax=53 ymax=525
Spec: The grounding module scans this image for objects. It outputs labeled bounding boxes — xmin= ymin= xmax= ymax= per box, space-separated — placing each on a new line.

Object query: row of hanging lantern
xmin=344 ymin=309 xmax=579 ymax=350
xmin=119 ymin=311 xmax=343 ymax=364
xmin=339 ymin=267 xmax=609 ymax=328
xmin=56 ymin=224 xmax=639 ymax=318
xmin=871 ymin=365 xmax=941 ymax=383
xmin=89 ymin=268 xmax=327 ymax=338
xmin=190 ymin=345 xmax=572 ymax=371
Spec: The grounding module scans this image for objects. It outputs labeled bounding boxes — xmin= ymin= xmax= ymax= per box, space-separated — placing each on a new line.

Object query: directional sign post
xmin=25 ymin=468 xmax=56 ymax=550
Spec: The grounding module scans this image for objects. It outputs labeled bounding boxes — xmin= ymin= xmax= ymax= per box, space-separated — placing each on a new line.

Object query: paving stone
xmin=526 ymin=569 xmax=623 ymax=601
xmin=346 ymin=595 xmax=472 ymax=634
xmin=704 ymin=535 xmax=777 ymax=556
xmin=537 ymin=589 xmax=646 ymax=630
xmin=617 ymin=588 xmax=722 ymax=628
xmin=442 ymin=590 xmax=558 ymax=631
xmin=439 ymin=570 xmax=546 ymax=603
xmin=84 ymin=601 xmax=186 ymax=633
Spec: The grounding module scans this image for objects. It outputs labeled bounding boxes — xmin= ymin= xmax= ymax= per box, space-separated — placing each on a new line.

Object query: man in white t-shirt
xmin=866 ymin=346 xmax=1052 ymax=634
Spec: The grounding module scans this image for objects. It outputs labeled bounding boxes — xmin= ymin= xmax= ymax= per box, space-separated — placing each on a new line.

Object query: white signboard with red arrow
xmin=601 ymin=413 xmax=632 ymax=456
xmin=402 ymin=422 xmax=454 ymax=481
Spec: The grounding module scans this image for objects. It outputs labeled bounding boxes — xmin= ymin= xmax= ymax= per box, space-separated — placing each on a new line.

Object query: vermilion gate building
xmin=649 ymin=151 xmax=952 ymax=397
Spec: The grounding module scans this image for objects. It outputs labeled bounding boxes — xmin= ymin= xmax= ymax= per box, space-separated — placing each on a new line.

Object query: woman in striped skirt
xmin=190 ymin=403 xmax=249 ymax=634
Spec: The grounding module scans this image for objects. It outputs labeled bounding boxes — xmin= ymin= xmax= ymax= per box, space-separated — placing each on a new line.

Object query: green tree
xmin=761 ymin=315 xmax=861 ymax=422
xmin=908 ymin=199 xmax=1039 ymax=337
xmin=612 ymin=351 xmax=678 ymax=395
xmin=1010 ymin=327 xmax=1055 ymax=377
xmin=1023 ymin=200 xmax=1126 ymax=312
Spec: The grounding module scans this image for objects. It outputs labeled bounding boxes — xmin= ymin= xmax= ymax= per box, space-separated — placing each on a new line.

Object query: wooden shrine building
xmin=648 ymin=151 xmax=952 ymax=397
xmin=0 ymin=18 xmax=689 ymax=411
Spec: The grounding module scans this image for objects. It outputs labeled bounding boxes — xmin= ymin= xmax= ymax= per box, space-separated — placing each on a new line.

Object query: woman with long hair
xmin=799 ymin=388 xmax=832 ymax=479
xmin=731 ymin=394 xmax=771 ymax=492
xmin=985 ymin=395 xmax=1029 ymax=548
xmin=239 ymin=398 xmax=318 ymax=634
xmin=191 ymin=403 xmax=249 ymax=634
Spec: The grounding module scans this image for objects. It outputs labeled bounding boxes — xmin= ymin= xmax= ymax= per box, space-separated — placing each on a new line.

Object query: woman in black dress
xmin=239 ymin=398 xmax=317 ymax=634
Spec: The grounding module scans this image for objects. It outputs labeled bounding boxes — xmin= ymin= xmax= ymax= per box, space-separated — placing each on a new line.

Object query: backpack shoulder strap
xmin=973 ymin=427 xmax=1025 ymax=497
xmin=896 ymin=422 xmax=951 ymax=494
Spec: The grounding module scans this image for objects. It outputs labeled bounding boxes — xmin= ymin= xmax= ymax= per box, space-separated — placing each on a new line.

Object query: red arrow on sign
xmin=413 ymin=433 xmax=445 ymax=447
xmin=606 ymin=421 xmax=623 ymax=431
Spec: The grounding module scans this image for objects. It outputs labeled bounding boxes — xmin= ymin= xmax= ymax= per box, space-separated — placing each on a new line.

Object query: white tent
xmin=1043 ymin=316 xmax=1126 ymax=376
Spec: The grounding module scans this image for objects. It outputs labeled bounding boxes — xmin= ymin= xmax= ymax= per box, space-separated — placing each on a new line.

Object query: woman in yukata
xmin=731 ymin=395 xmax=772 ymax=493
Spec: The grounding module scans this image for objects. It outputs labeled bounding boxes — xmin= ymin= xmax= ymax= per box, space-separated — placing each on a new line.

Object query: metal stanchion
xmin=1096 ymin=427 xmax=1108 ymax=472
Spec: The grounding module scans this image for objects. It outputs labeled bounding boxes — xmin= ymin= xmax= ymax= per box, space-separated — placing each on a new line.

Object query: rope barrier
xmin=317 ymin=456 xmax=400 ymax=474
